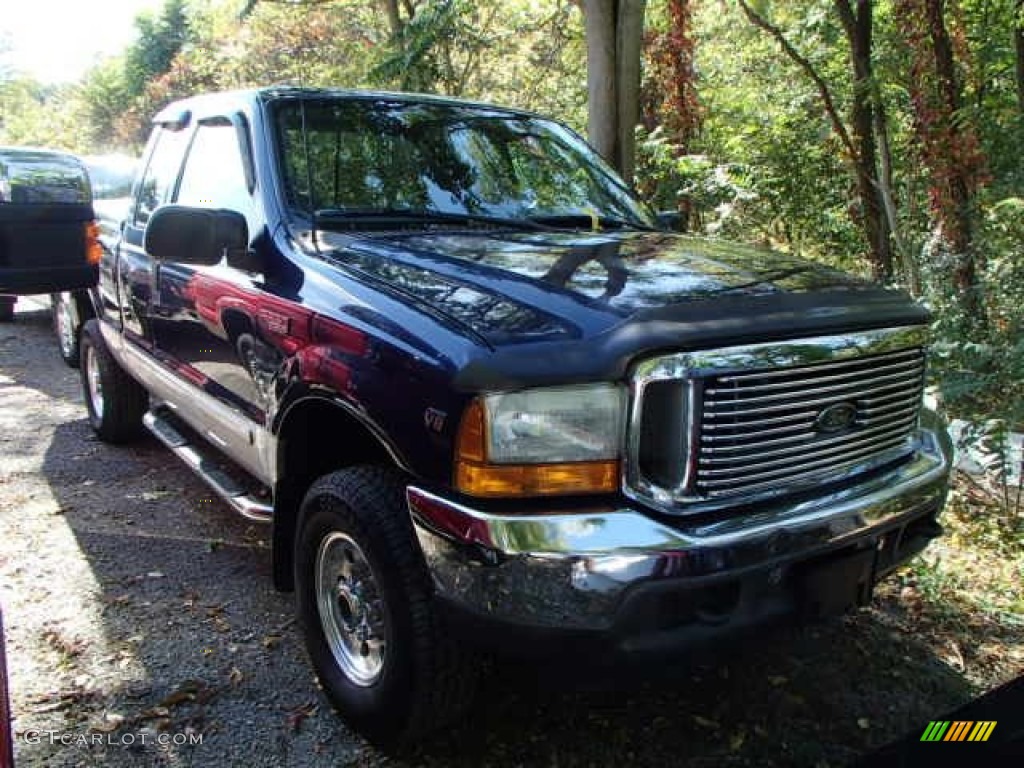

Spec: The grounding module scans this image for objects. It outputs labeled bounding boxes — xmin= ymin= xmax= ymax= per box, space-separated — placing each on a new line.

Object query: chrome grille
xmin=696 ymin=348 xmax=925 ymax=497
xmin=626 ymin=326 xmax=929 ymax=514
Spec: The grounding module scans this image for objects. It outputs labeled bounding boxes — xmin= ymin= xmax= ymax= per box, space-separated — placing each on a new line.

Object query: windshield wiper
xmin=526 ymin=213 xmax=656 ymax=232
xmin=314 ymin=208 xmax=552 ymax=232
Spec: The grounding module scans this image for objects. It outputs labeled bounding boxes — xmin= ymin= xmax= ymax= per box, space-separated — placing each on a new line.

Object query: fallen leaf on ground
xmin=286 ymin=701 xmax=318 ymax=733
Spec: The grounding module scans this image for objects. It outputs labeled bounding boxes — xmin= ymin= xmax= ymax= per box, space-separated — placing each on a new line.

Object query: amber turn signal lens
xmin=85 ymin=221 xmax=103 ymax=266
xmin=455 ymin=399 xmax=487 ymax=463
xmin=454 ymin=459 xmax=619 ymax=498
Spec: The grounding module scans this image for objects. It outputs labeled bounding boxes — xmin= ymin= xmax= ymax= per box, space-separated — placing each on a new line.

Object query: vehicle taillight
xmin=85 ymin=220 xmax=103 ymax=265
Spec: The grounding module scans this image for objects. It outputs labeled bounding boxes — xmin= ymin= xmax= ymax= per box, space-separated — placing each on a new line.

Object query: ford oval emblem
xmin=815 ymin=402 xmax=857 ymax=433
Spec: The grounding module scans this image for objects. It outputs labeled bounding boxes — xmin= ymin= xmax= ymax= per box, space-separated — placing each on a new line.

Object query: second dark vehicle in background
xmin=51 ymin=154 xmax=137 ymax=366
xmin=0 ymin=147 xmax=98 ymax=323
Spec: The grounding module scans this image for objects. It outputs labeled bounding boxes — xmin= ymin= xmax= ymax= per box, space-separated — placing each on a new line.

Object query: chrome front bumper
xmin=408 ymin=411 xmax=953 ymax=635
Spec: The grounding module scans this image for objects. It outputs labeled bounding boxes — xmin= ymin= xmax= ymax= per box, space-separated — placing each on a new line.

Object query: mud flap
xmin=795 ymin=547 xmax=877 ymax=619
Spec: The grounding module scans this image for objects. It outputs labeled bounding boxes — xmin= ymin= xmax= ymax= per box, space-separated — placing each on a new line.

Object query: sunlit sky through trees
xmin=1 ymin=0 xmax=163 ymax=83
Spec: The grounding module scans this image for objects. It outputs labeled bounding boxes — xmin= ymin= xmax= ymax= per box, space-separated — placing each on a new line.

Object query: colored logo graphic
xmin=920 ymin=721 xmax=997 ymax=742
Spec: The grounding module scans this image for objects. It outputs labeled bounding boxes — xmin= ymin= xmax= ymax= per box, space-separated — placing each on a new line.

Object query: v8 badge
xmin=424 ymin=407 xmax=447 ymax=433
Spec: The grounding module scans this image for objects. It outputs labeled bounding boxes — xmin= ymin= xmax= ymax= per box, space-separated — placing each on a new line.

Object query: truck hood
xmin=330 ymin=230 xmax=887 ymax=330
xmin=318 ymin=229 xmax=929 ymax=387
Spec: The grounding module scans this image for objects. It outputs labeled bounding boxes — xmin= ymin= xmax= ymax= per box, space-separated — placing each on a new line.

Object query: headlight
xmin=455 ymin=384 xmax=626 ymax=498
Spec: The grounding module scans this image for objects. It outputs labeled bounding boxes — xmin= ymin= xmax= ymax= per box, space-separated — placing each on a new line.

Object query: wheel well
xmin=72 ymin=290 xmax=96 ymax=322
xmin=220 ymin=309 xmax=253 ymax=345
xmin=271 ymin=398 xmax=396 ymax=591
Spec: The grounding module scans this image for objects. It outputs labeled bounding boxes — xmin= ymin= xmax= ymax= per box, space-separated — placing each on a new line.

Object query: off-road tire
xmin=295 ymin=466 xmax=478 ymax=748
xmin=80 ymin=319 xmax=148 ymax=443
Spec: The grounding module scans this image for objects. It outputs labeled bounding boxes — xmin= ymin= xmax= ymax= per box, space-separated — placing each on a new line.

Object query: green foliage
xmin=227 ymin=1 xmax=378 ymax=88
xmin=371 ymin=0 xmax=466 ymax=92
xmin=75 ymin=59 xmax=134 ymax=151
xmin=668 ymin=2 xmax=868 ymax=269
xmin=960 ymin=0 xmax=1024 ymax=196
xmin=928 ymin=197 xmax=1024 ymax=428
xmin=634 ymin=126 xmax=755 ymax=232
xmin=60 ymin=0 xmax=586 ymax=151
xmin=0 ymin=79 xmax=90 ymax=152
xmin=124 ymin=0 xmax=191 ymax=98
xmin=370 ymin=0 xmax=586 ymax=124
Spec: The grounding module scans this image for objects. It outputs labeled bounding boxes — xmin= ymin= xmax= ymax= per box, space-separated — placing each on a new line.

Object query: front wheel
xmin=295 ymin=466 xmax=477 ymax=748
xmin=80 ymin=320 xmax=148 ymax=443
xmin=52 ymin=292 xmax=82 ymax=367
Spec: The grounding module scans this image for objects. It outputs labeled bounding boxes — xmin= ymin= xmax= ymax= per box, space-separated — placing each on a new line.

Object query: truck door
xmin=150 ymin=115 xmax=278 ymax=425
xmin=116 ymin=123 xmax=192 ymax=343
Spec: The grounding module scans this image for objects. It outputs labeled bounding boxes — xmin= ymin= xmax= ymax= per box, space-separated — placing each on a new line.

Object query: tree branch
xmin=738 ymin=0 xmax=858 ymax=162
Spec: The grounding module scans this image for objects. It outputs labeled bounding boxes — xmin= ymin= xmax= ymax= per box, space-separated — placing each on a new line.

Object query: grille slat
xmin=697 ymin=439 xmax=911 ymax=494
xmin=714 ymin=348 xmax=922 ymax=383
xmin=701 ymin=416 xmax=917 ymax=458
xmin=703 ymin=409 xmax=818 ymax=432
xmin=694 ymin=347 xmax=925 ymax=499
xmin=702 ymin=418 xmax=817 ymax=443
xmin=699 ymin=435 xmax=912 ymax=489
xmin=859 ymin=401 xmax=921 ymax=418
xmin=703 ymin=380 xmax=922 ymax=418
xmin=703 ymin=370 xmax=923 ymax=409
xmin=704 ymin=357 xmax=923 ymax=397
xmin=699 ymin=420 xmax=916 ymax=469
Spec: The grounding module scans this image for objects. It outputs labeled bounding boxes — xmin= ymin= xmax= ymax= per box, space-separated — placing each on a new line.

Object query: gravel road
xmin=0 ymin=296 xmax=1012 ymax=767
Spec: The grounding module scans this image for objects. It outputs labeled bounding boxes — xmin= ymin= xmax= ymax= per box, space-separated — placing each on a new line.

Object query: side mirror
xmin=145 ymin=205 xmax=248 ymax=266
xmin=656 ymin=210 xmax=685 ymax=232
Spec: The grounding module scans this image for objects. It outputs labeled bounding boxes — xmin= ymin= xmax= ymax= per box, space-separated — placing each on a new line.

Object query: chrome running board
xmin=144 ymin=408 xmax=273 ymax=523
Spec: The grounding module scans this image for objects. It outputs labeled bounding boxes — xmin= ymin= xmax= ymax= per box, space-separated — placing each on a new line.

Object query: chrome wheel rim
xmin=315 ymin=531 xmax=387 ymax=686
xmin=85 ymin=346 xmax=104 ymax=419
xmin=56 ymin=295 xmax=76 ymax=358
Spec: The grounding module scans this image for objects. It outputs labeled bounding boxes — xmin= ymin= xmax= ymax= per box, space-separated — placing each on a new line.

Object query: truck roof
xmin=152 ymin=86 xmax=540 ymax=126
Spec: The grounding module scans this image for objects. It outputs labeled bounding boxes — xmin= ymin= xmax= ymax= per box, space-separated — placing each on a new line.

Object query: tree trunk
xmin=741 ymin=0 xmax=900 ymax=279
xmin=382 ymin=0 xmax=404 ymax=41
xmin=925 ymin=0 xmax=974 ymax=265
xmin=835 ymin=0 xmax=893 ymax=282
xmin=874 ymin=99 xmax=916 ymax=292
xmin=928 ymin=0 xmax=980 ymax=307
xmin=584 ymin=0 xmax=618 ymax=168
xmin=898 ymin=0 xmax=987 ymax=325
xmin=616 ymin=0 xmax=645 ymax=184
xmin=584 ymin=0 xmax=646 ymax=184
xmin=645 ymin=0 xmax=701 ymax=229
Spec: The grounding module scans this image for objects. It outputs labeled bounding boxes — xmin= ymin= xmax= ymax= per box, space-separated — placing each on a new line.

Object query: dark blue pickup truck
xmin=78 ymin=87 xmax=953 ymax=746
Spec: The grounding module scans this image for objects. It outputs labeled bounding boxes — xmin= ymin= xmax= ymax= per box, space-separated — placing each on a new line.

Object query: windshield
xmin=272 ymin=98 xmax=655 ymax=229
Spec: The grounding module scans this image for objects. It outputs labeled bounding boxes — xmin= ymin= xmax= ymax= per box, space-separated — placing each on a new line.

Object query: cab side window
xmin=176 ymin=121 xmax=259 ymax=239
xmin=134 ymin=126 xmax=191 ymax=226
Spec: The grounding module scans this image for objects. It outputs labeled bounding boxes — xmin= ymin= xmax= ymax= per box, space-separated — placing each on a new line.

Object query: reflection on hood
xmin=320 ymin=229 xmax=872 ymax=345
